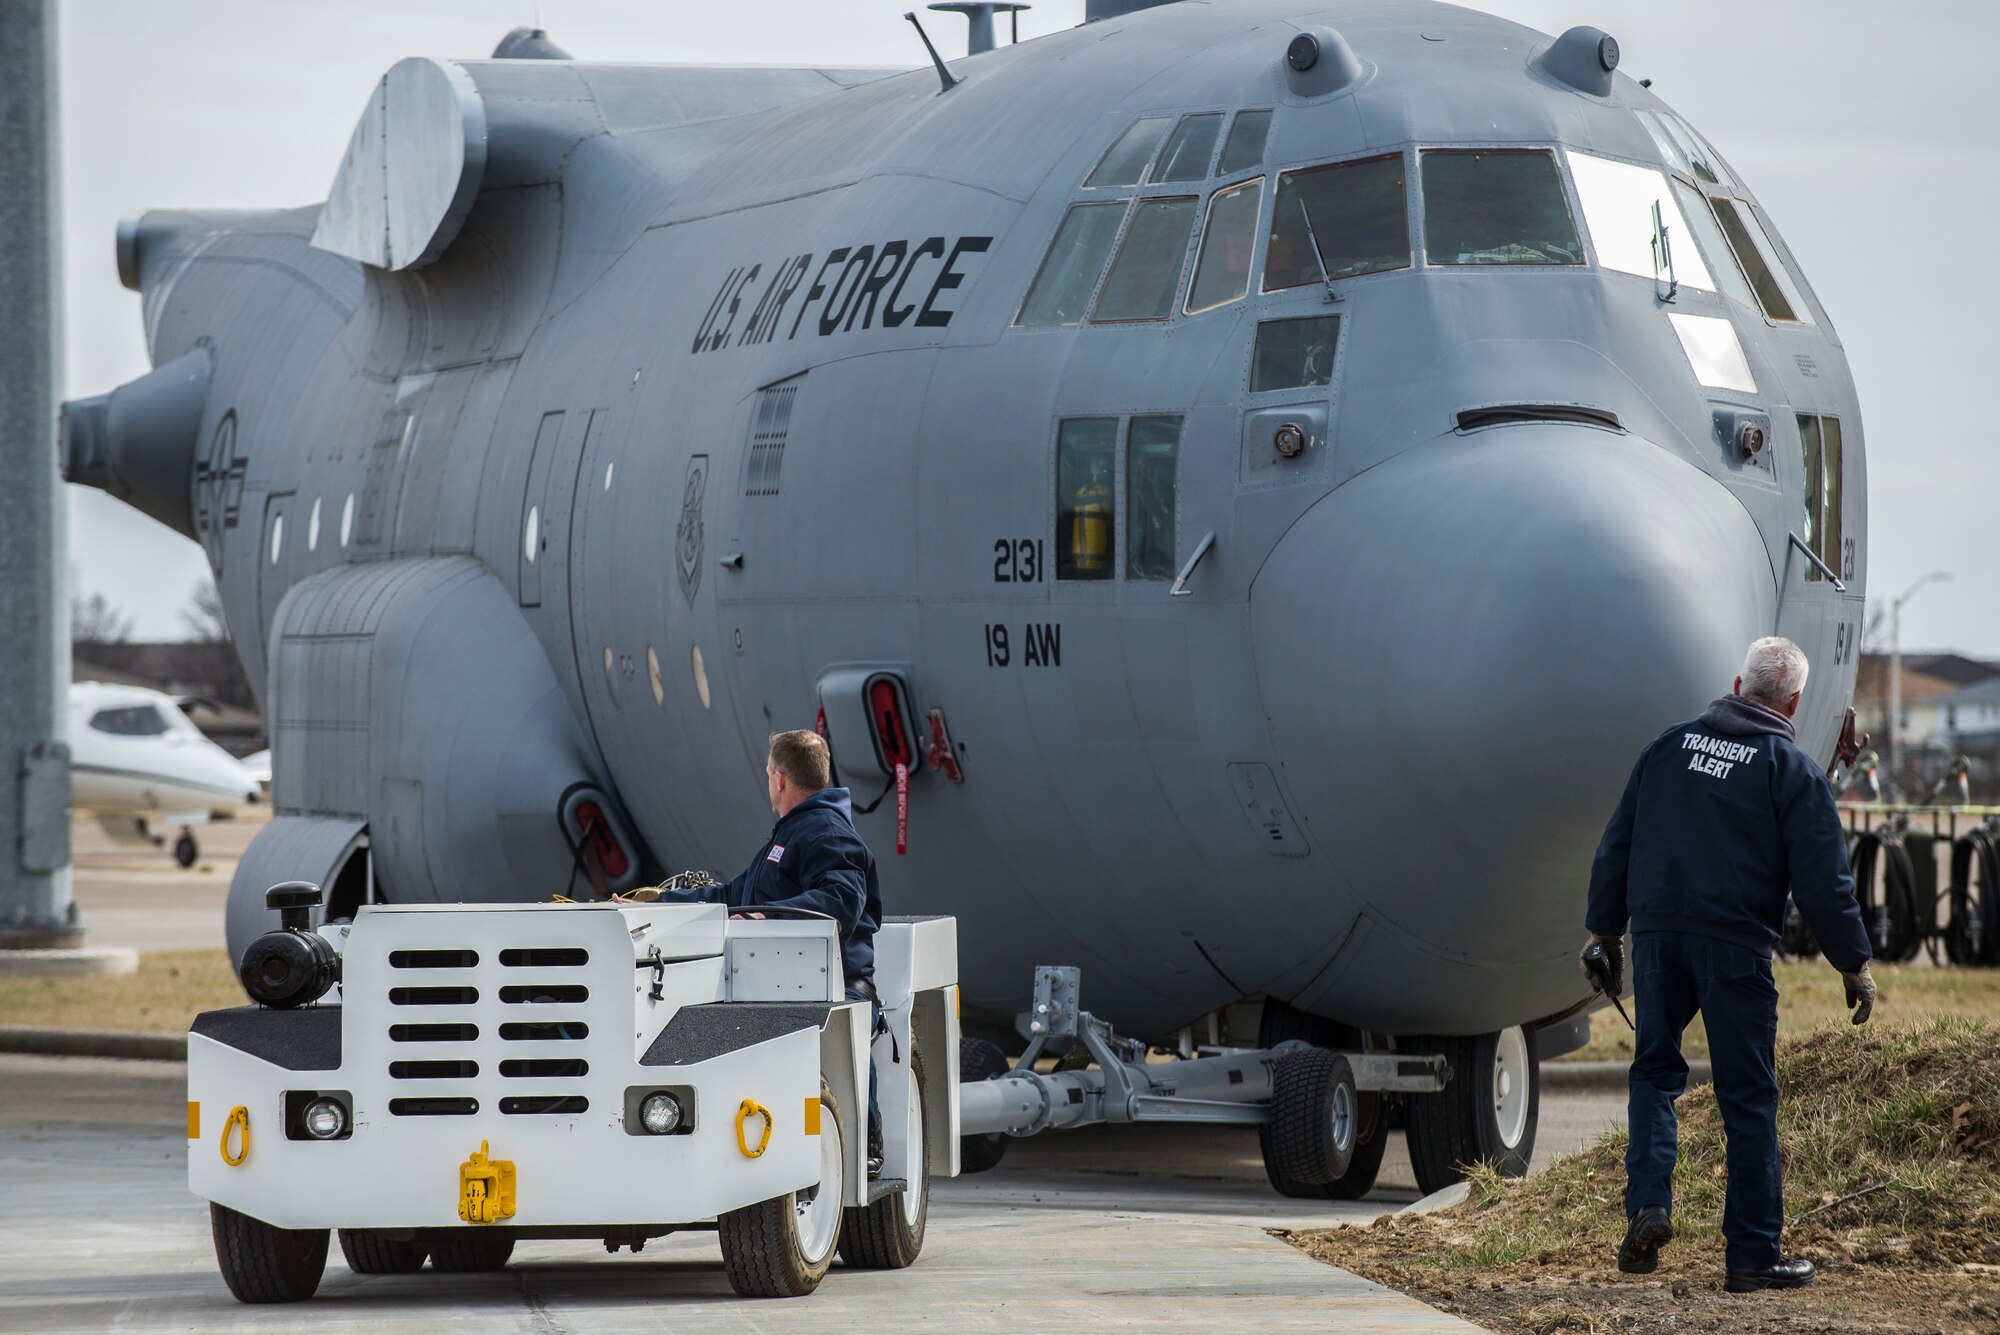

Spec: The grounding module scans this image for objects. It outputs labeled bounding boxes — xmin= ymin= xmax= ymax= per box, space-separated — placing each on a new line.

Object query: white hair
xmin=1740 ymin=636 xmax=1809 ymax=706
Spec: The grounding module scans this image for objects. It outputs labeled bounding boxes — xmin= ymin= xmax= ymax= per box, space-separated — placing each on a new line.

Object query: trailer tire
xmin=1261 ymin=1048 xmax=1359 ymax=1192
xmin=841 ymin=1040 xmax=930 ymax=1268
xmin=958 ymin=1035 xmax=1009 ymax=1174
xmin=719 ymin=1079 xmax=845 ymax=1297
xmin=338 ymin=1229 xmax=428 ymax=1274
xmin=1403 ymin=1026 xmax=1539 ymax=1197
xmin=210 ymin=1202 xmax=328 ymax=1303
xmin=426 ymin=1234 xmax=514 ymax=1272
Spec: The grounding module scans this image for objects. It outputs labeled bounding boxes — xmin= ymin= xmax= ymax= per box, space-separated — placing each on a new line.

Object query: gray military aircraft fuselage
xmin=71 ymin=1 xmax=1864 ymax=1060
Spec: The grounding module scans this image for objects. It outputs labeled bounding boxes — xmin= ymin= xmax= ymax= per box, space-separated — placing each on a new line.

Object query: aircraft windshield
xmin=90 ymin=705 xmax=172 ymax=737
xmin=1091 ymin=197 xmax=1196 ymax=322
xmin=1186 ymin=178 xmax=1263 ymax=313
xmin=1420 ymin=149 xmax=1583 ymax=266
xmin=1263 ymin=154 xmax=1408 ymax=292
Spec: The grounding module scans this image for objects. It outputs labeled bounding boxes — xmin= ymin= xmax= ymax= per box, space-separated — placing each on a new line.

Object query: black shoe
xmin=867 ymin=1119 xmax=885 ymax=1180
xmin=1724 ymin=1257 xmax=1815 ymax=1292
xmin=1617 ymin=1206 xmax=1675 ymax=1274
xmin=867 ymin=1154 xmax=885 ymax=1180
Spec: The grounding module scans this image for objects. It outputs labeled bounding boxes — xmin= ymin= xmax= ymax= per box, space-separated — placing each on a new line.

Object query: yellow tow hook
xmin=458 ymin=1140 xmax=517 ymax=1224
xmin=220 ymin=1105 xmax=250 ymax=1166
xmin=736 ymin=1099 xmax=773 ymax=1158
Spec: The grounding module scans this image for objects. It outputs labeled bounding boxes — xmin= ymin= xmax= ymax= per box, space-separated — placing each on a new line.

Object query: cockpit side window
xmin=1056 ymin=418 xmax=1118 ymax=580
xmin=1706 ymin=197 xmax=1808 ymax=323
xmin=1797 ymin=414 xmax=1844 ymax=582
xmin=1263 ymin=154 xmax=1409 ymax=292
xmin=1017 ymin=202 xmax=1127 ymax=326
xmin=1420 ymin=149 xmax=1583 ymax=266
xmin=1657 ymin=111 xmax=1733 ymax=189
xmin=1090 ymin=196 xmax=1197 ymax=322
xmin=89 ymin=705 xmax=171 ymax=737
xmin=1216 ymin=110 xmax=1272 ymax=177
xmin=1125 ymin=416 xmax=1182 ymax=580
xmin=1186 ymin=178 xmax=1263 ymax=313
xmin=1086 ymin=117 xmax=1173 ymax=189
xmin=1250 ymin=316 xmax=1340 ymax=393
xmin=1151 ymin=113 xmax=1224 ymax=184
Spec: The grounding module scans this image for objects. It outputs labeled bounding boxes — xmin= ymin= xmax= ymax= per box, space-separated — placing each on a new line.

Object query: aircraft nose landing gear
xmin=174 ymin=830 xmax=199 ymax=867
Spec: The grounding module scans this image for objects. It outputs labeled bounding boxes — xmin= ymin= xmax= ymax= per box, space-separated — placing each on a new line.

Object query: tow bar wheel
xmin=718 ymin=1080 xmax=845 ymax=1298
xmin=1259 ymin=1048 xmax=1360 ymax=1195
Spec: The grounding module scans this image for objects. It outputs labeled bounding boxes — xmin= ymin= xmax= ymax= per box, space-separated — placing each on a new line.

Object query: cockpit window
xmin=1420 ymin=149 xmax=1583 ymax=265
xmin=1706 ymin=197 xmax=1811 ymax=323
xmin=90 ymin=705 xmax=171 ymax=737
xmin=1151 ymin=113 xmax=1223 ymax=184
xmin=1657 ymin=111 xmax=1732 ymax=188
xmin=1667 ymin=180 xmax=1757 ymax=310
xmin=1217 ymin=110 xmax=1272 ymax=176
xmin=1633 ymin=111 xmax=1690 ymax=178
xmin=1018 ymin=202 xmax=1126 ymax=326
xmin=1250 ymin=316 xmax=1340 ymax=393
xmin=1263 ymin=154 xmax=1409 ymax=292
xmin=1567 ymin=151 xmax=1714 ymax=289
xmin=1126 ymin=416 xmax=1182 ymax=580
xmin=1086 ymin=117 xmax=1173 ymax=189
xmin=1185 ymin=178 xmax=1263 ymax=313
xmin=1090 ymin=196 xmax=1196 ymax=321
xmin=1056 ymin=418 xmax=1117 ymax=580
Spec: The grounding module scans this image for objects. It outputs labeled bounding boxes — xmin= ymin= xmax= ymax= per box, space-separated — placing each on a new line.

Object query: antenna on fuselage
xmin=904 ymin=12 xmax=961 ymax=91
xmin=927 ymin=3 xmax=1031 ymax=56
xmin=1296 ymin=198 xmax=1341 ymax=304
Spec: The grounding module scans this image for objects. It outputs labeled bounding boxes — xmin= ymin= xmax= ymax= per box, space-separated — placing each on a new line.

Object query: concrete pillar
xmin=0 ymin=0 xmax=82 ymax=954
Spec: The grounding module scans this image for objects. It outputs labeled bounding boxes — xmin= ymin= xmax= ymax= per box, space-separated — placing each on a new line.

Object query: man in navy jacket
xmin=1585 ymin=637 xmax=1875 ymax=1293
xmin=665 ymin=729 xmax=885 ymax=1167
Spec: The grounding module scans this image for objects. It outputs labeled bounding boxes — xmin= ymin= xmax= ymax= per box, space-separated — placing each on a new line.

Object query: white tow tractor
xmin=190 ymin=884 xmax=959 ymax=1301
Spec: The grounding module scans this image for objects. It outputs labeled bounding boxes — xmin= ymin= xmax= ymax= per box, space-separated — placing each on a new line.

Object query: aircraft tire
xmin=958 ymin=1035 xmax=1010 ymax=1174
xmin=425 ymin=1234 xmax=514 ymax=1272
xmin=1403 ymin=1027 xmax=1540 ymax=1197
xmin=210 ymin=1202 xmax=328 ymax=1303
xmin=719 ymin=1079 xmax=844 ymax=1297
xmin=175 ymin=833 xmax=199 ymax=868
xmin=839 ymin=1041 xmax=929 ymax=1268
xmin=338 ymin=1228 xmax=428 ymax=1274
xmin=1260 ymin=1048 xmax=1359 ymax=1192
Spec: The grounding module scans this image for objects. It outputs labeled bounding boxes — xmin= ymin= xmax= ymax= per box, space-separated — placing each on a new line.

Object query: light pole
xmin=1887 ymin=571 xmax=1953 ymax=793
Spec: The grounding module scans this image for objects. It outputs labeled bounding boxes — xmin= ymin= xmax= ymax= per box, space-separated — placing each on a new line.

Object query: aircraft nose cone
xmin=1251 ymin=428 xmax=1775 ymax=975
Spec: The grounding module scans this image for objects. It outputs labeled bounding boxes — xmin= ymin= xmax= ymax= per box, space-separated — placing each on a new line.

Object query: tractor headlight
xmin=302 ymin=1097 xmax=347 ymax=1140
xmin=639 ymin=1091 xmax=683 ymax=1135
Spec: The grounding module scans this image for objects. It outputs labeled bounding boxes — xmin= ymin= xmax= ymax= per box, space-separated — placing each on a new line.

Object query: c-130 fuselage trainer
xmin=67 ymin=0 xmax=1866 ymax=1196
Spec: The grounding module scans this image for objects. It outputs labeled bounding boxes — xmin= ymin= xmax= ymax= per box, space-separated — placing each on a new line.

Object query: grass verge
xmin=1558 ymin=959 xmax=2000 ymax=1062
xmin=0 ymin=949 xmax=238 ymax=1033
xmin=1294 ymin=1018 xmax=2000 ymax=1334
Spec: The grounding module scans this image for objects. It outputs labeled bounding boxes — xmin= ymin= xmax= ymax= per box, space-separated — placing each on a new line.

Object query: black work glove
xmin=1842 ymin=963 xmax=1876 ymax=1026
xmin=1578 ymin=934 xmax=1624 ymax=998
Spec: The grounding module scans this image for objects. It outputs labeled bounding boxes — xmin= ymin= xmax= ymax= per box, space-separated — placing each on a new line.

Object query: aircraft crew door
xmin=1772 ymin=409 xmax=1861 ymax=763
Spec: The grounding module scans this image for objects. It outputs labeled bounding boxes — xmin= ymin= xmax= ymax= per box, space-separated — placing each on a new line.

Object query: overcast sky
xmin=54 ymin=0 xmax=2000 ymax=654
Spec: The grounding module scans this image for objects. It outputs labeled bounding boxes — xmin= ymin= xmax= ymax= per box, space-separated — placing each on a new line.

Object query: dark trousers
xmin=844 ymin=984 xmax=881 ymax=1139
xmin=1626 ymin=931 xmax=1783 ymax=1269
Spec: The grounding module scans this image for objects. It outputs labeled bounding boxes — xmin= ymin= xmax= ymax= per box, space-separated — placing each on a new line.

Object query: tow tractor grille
xmin=381 ymin=941 xmax=597 ymax=1119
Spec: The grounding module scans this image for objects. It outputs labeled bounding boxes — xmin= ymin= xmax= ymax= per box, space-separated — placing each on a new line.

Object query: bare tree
xmin=70 ymin=585 xmax=133 ymax=645
xmin=182 ymin=576 xmax=230 ymax=643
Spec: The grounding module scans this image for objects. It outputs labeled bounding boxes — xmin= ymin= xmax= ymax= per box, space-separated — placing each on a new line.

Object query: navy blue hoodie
xmin=1586 ymin=695 xmax=1871 ymax=973
xmin=667 ymin=788 xmax=882 ymax=984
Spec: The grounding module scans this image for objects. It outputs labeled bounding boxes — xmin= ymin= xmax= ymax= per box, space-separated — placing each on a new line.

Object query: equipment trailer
xmin=191 ymin=886 xmax=958 ymax=1300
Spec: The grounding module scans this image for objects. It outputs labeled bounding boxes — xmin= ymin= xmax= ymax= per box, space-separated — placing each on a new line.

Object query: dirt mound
xmin=1290 ymin=1018 xmax=2000 ymax=1334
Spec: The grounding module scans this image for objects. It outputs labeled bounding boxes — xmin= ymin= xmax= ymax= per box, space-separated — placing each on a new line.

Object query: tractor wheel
xmin=210 ymin=1203 xmax=328 ymax=1303
xmin=840 ymin=1041 xmax=930 ymax=1268
xmin=718 ymin=1080 xmax=844 ymax=1297
xmin=338 ymin=1228 xmax=427 ymax=1274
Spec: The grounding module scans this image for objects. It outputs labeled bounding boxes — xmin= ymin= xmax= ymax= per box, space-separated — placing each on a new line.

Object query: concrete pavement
xmin=0 ymin=1052 xmax=1628 ymax=1333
